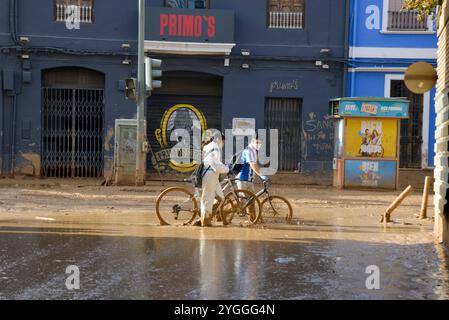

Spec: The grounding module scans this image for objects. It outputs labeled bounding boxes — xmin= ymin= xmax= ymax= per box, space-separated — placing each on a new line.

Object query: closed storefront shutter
xmin=265 ymin=98 xmax=302 ymax=171
xmin=146 ymin=72 xmax=223 ymax=173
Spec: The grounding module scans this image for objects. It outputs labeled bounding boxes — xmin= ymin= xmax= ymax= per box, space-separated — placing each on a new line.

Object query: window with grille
xmin=390 ymin=80 xmax=423 ymax=168
xmin=386 ymin=0 xmax=429 ymax=31
xmin=268 ymin=0 xmax=304 ymax=29
xmin=165 ymin=0 xmax=210 ymax=9
xmin=55 ymin=0 xmax=94 ymax=24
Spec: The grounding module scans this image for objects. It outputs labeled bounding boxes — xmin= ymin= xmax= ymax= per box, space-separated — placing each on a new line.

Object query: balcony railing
xmin=268 ymin=11 xmax=303 ymax=29
xmin=56 ymin=4 xmax=93 ymax=23
xmin=387 ymin=10 xmax=428 ymax=31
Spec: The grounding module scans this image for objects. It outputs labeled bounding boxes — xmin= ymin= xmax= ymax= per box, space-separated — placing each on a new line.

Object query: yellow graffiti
xmin=155 ymin=104 xmax=207 ymax=173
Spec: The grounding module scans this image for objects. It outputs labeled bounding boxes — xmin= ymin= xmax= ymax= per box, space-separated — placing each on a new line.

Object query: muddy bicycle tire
xmin=156 ymin=187 xmax=199 ymax=226
xmin=220 ymin=189 xmax=261 ymax=226
xmin=261 ymin=195 xmax=293 ymax=224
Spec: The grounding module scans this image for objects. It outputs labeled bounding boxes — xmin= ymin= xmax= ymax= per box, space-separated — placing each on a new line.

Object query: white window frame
xmin=55 ymin=0 xmax=94 ymax=24
xmin=384 ymin=73 xmax=432 ymax=169
xmin=165 ymin=0 xmax=210 ymax=9
xmin=381 ymin=0 xmax=435 ymax=34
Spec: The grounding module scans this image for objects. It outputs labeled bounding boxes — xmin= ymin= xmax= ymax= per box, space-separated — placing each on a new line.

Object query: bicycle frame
xmin=255 ymin=181 xmax=280 ymax=212
xmin=220 ymin=177 xmax=257 ymax=214
xmin=255 ymin=181 xmax=270 ymax=199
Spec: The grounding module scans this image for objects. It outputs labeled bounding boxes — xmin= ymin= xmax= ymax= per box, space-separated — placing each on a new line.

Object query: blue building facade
xmin=347 ymin=0 xmax=438 ymax=169
xmin=0 ymin=0 xmax=348 ymax=182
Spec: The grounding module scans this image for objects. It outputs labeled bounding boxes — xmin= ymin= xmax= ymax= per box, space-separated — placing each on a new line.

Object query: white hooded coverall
xmin=201 ymin=141 xmax=229 ymax=221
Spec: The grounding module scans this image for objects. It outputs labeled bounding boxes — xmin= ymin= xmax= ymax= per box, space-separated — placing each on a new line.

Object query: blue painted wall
xmin=347 ymin=0 xmax=437 ymax=168
xmin=347 ymin=72 xmax=385 ymax=97
xmin=350 ymin=0 xmax=437 ymax=49
xmin=0 ymin=0 xmax=347 ymax=179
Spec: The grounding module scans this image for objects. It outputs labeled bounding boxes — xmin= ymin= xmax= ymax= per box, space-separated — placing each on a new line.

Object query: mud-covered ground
xmin=0 ymin=178 xmax=448 ymax=300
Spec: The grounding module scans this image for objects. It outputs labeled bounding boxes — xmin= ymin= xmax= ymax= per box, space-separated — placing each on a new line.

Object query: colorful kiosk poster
xmin=345 ymin=118 xmax=398 ymax=158
xmin=344 ymin=160 xmax=397 ymax=189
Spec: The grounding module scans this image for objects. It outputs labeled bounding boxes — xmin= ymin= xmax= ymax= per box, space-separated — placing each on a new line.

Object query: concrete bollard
xmin=420 ymin=176 xmax=433 ymax=220
xmin=380 ymin=185 xmax=413 ymax=224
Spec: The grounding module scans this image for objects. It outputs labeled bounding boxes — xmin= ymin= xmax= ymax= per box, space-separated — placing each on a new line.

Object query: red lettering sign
xmin=159 ymin=13 xmax=217 ymax=39
xmin=160 ymin=14 xmax=168 ymax=36
xmin=177 ymin=15 xmax=183 ymax=36
xmin=183 ymin=15 xmax=194 ymax=37
xmin=194 ymin=16 xmax=202 ymax=37
xmin=169 ymin=14 xmax=177 ymax=36
xmin=207 ymin=16 xmax=216 ymax=38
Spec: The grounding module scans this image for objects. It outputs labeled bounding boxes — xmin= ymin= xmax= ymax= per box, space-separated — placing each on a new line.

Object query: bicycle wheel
xmin=156 ymin=187 xmax=199 ymax=226
xmin=220 ymin=189 xmax=261 ymax=226
xmin=261 ymin=195 xmax=293 ymax=224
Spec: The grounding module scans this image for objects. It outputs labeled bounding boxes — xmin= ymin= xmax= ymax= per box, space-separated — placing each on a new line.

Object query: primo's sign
xmin=146 ymin=7 xmax=235 ymax=43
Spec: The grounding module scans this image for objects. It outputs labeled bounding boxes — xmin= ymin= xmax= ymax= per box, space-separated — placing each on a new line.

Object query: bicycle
xmin=155 ymin=174 xmax=261 ymax=227
xmin=254 ymin=178 xmax=293 ymax=224
xmin=219 ymin=177 xmax=262 ymax=227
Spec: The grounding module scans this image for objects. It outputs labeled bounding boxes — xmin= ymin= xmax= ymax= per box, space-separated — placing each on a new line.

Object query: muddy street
xmin=0 ymin=179 xmax=449 ymax=300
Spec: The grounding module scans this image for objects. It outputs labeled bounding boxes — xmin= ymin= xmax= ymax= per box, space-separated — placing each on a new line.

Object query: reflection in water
xmin=232 ymin=241 xmax=254 ymax=299
xmin=199 ymin=230 xmax=219 ymax=299
xmin=198 ymin=231 xmax=261 ymax=299
xmin=1 ymin=231 xmax=449 ymax=300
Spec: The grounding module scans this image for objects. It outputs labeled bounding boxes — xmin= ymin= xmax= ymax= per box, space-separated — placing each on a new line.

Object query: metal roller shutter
xmin=265 ymin=98 xmax=302 ymax=171
xmin=146 ymin=72 xmax=223 ymax=173
xmin=147 ymin=95 xmax=222 ymax=173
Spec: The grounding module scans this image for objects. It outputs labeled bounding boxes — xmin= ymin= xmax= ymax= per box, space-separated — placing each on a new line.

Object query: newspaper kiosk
xmin=329 ymin=97 xmax=409 ymax=190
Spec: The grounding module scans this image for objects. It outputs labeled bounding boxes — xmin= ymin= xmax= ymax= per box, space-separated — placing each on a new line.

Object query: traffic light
xmin=145 ymin=57 xmax=163 ymax=97
xmin=124 ymin=78 xmax=137 ymax=101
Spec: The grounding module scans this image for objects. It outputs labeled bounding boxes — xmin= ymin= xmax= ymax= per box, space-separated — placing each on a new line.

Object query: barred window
xmin=268 ymin=0 xmax=304 ymax=29
xmin=165 ymin=0 xmax=210 ymax=9
xmin=55 ymin=0 xmax=94 ymax=24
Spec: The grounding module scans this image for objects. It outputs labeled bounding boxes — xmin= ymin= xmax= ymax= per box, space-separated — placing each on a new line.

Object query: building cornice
xmin=348 ymin=67 xmax=408 ymax=72
xmin=349 ymin=46 xmax=437 ymax=59
xmin=144 ymin=41 xmax=236 ymax=55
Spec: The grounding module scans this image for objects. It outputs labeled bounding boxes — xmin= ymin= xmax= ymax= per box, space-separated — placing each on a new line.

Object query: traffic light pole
xmin=136 ymin=0 xmax=146 ymax=185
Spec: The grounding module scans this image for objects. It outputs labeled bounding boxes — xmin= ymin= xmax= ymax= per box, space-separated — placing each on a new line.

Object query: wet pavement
xmin=0 ymin=228 xmax=448 ymax=300
xmin=1 ymin=181 xmax=449 ymax=300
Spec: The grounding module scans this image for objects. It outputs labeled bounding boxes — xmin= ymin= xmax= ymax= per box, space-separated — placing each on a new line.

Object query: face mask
xmin=253 ymin=143 xmax=262 ymax=151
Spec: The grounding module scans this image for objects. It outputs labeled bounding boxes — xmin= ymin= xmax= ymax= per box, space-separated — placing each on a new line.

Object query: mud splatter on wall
xmin=18 ymin=153 xmax=41 ymax=176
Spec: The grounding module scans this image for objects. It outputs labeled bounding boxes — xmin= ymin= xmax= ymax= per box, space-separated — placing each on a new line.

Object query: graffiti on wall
xmin=302 ymin=112 xmax=334 ymax=160
xmin=269 ymin=80 xmax=299 ymax=93
xmin=152 ymin=104 xmax=207 ymax=173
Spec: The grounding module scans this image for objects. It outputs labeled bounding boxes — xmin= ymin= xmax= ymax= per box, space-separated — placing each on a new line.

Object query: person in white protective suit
xmin=199 ymin=130 xmax=229 ymax=227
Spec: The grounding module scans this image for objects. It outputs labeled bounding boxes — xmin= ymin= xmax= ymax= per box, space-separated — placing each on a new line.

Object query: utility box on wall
xmin=329 ymin=97 xmax=409 ymax=190
xmin=114 ymin=119 xmax=138 ymax=185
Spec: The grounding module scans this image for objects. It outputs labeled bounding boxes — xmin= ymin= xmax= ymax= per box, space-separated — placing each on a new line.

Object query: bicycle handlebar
xmin=263 ymin=178 xmax=270 ymax=188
